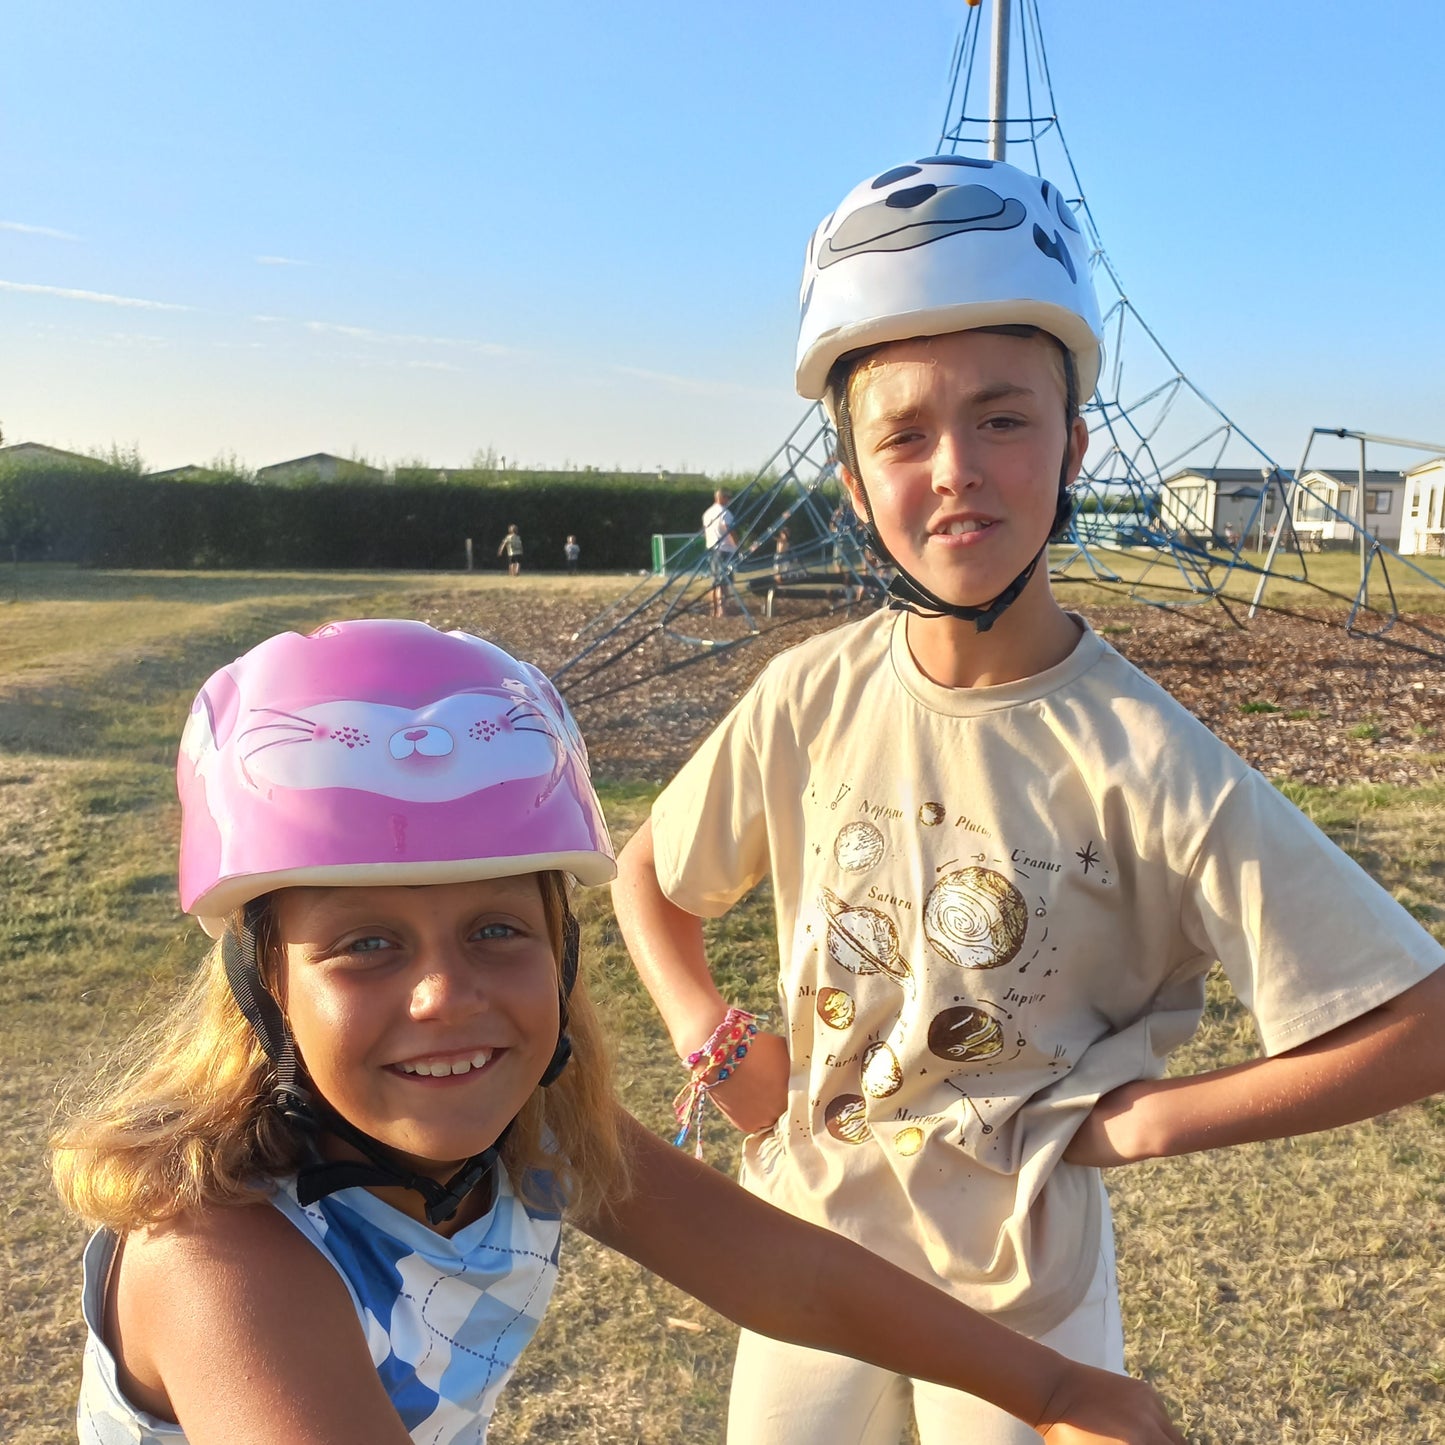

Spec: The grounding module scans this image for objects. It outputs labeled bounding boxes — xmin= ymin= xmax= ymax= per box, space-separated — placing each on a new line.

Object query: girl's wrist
xmin=989 ymin=1339 xmax=1075 ymax=1431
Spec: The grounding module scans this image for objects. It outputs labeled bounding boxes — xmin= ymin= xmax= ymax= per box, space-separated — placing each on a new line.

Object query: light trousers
xmin=726 ymin=1201 xmax=1123 ymax=1445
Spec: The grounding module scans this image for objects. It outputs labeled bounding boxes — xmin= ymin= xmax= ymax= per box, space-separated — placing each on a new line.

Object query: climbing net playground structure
xmin=557 ymin=0 xmax=1445 ymax=704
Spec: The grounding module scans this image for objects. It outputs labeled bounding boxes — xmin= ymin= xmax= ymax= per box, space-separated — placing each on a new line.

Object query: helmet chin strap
xmin=223 ymin=901 xmax=580 ymax=1226
xmin=879 ymin=542 xmax=1043 ymax=632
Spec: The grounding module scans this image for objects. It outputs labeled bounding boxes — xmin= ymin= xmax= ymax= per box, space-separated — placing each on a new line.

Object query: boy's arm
xmin=612 ymin=818 xmax=789 ymax=1134
xmin=581 ymin=1111 xmax=1186 ymax=1445
xmin=1067 ymin=962 xmax=1445 ymax=1166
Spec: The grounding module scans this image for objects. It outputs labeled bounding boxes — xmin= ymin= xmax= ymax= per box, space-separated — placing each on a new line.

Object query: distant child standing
xmin=497 ymin=523 xmax=524 ymax=575
xmin=564 ymin=534 xmax=581 ymax=574
xmin=53 ymin=619 xmax=1186 ymax=1445
xmin=613 ymin=157 xmax=1445 ymax=1443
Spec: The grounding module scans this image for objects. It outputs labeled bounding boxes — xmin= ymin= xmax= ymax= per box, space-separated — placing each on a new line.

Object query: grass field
xmin=1 ymin=565 xmax=1442 ymax=1443
xmin=1051 ymin=545 xmax=1445 ymax=617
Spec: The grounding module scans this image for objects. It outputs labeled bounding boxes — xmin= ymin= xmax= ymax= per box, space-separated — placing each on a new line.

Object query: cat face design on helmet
xmin=178 ymin=619 xmax=613 ymax=934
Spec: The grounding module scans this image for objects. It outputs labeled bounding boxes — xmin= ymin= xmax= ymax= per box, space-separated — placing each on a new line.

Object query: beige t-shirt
xmin=650 ymin=611 xmax=1443 ymax=1333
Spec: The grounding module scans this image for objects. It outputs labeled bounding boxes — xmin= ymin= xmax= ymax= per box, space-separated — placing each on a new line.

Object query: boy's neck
xmin=902 ymin=582 xmax=1080 ymax=690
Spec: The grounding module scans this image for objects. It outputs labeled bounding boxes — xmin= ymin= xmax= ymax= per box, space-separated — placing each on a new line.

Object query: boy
xmin=612 ymin=158 xmax=1445 ymax=1443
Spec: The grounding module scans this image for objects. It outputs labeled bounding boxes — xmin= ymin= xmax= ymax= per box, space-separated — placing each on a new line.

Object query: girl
xmin=52 ymin=618 xmax=1184 ymax=1444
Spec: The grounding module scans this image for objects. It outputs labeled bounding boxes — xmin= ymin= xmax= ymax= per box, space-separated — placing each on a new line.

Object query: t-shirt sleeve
xmin=1181 ymin=769 xmax=1444 ymax=1055
xmin=649 ymin=680 xmax=773 ymax=918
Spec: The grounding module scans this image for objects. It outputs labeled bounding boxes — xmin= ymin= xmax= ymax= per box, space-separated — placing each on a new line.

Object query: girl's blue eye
xmin=349 ymin=935 xmax=391 ymax=953
xmin=474 ymin=922 xmax=517 ymax=941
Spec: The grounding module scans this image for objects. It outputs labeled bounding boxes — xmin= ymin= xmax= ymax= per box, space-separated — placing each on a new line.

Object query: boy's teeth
xmin=400 ymin=1049 xmax=492 ymax=1077
xmin=943 ymin=520 xmax=984 ymax=535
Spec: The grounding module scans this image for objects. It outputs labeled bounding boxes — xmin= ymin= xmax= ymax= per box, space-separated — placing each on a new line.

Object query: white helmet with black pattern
xmin=796 ymin=156 xmax=1103 ymax=408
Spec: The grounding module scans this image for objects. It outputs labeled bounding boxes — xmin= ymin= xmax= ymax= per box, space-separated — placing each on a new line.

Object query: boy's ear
xmin=838 ymin=464 xmax=871 ymax=525
xmin=1064 ymin=416 xmax=1089 ymax=486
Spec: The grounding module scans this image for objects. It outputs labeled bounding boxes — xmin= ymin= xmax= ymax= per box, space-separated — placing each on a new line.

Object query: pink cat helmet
xmin=178 ymin=619 xmax=614 ymax=937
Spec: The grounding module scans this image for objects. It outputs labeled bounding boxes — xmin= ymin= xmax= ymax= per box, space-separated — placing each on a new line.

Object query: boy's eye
xmin=473 ymin=922 xmax=518 ymax=942
xmin=875 ymin=429 xmax=923 ymax=453
xmin=347 ymin=935 xmax=393 ymax=954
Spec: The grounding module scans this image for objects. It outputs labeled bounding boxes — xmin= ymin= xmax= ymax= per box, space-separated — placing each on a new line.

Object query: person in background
xmin=773 ymin=527 xmax=800 ymax=582
xmin=497 ymin=525 xmax=524 ymax=576
xmin=701 ymin=489 xmax=738 ymax=617
xmin=564 ymin=535 xmax=581 ymax=574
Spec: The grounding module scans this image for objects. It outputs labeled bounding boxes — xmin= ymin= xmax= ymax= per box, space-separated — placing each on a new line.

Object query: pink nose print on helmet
xmin=389 ymin=725 xmax=454 ymax=759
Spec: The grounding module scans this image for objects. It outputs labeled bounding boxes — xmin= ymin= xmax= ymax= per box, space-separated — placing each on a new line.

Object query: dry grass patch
xmin=2 ymin=568 xmax=1443 ymax=1443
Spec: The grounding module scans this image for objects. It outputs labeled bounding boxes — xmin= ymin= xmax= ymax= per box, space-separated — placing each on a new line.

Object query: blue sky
xmin=2 ymin=0 xmax=1442 ymax=477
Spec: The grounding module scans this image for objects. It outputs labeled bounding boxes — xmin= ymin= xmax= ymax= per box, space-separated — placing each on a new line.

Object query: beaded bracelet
xmin=672 ymin=1007 xmax=763 ymax=1158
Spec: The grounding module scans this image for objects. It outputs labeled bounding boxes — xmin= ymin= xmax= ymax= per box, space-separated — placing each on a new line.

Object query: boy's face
xmin=842 ymin=329 xmax=1087 ymax=611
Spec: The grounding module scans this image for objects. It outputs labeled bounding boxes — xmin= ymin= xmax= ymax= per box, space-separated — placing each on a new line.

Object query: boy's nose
xmin=930 ymin=428 xmax=979 ymax=495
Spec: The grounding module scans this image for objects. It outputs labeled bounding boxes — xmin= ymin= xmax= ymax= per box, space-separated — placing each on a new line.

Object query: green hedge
xmin=0 ymin=465 xmax=717 ymax=571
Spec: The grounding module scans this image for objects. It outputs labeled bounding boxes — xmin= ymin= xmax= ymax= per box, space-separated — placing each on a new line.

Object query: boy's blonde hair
xmin=52 ymin=871 xmax=628 ymax=1232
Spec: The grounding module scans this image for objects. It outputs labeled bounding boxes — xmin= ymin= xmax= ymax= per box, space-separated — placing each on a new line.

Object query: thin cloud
xmin=256 ymin=254 xmax=310 ymax=267
xmin=0 ymin=279 xmax=190 ymax=311
xmin=301 ymin=318 xmax=511 ymax=354
xmin=0 ymin=220 xmax=80 ymax=242
xmin=611 ymin=363 xmax=772 ymax=400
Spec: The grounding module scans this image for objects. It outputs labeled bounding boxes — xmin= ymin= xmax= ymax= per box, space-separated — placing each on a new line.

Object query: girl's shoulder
xmin=107 ymin=1192 xmax=397 ymax=1441
xmin=121 ymin=1184 xmax=330 ymax=1290
xmin=112 ymin=1191 xmax=345 ymax=1346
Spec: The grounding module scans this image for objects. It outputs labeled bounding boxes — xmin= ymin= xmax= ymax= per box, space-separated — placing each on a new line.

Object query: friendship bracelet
xmin=683 ymin=1006 xmax=759 ymax=1075
xmin=673 ymin=1007 xmax=763 ymax=1158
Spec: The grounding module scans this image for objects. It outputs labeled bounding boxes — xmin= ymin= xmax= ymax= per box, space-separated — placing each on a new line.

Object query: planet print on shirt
xmin=927 ymin=1002 xmax=1010 ymax=1064
xmin=918 ymin=802 xmax=946 ymax=827
xmin=894 ymin=1125 xmax=925 ymax=1156
xmin=923 ymin=867 xmax=1028 ymax=969
xmin=817 ymin=986 xmax=857 ymax=1030
xmin=821 ymin=887 xmax=912 ymax=983
xmin=824 ymin=1093 xmax=872 ymax=1144
xmin=860 ymin=1040 xmax=904 ymax=1098
xmin=834 ymin=820 xmax=886 ymax=872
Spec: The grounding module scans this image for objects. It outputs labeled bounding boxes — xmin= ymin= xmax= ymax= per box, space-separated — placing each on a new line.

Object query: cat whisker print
xmin=175 ymin=621 xmax=612 ymax=927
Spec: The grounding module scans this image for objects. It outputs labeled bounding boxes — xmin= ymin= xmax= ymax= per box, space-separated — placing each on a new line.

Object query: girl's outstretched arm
xmin=106 ymin=1200 xmax=414 ymax=1445
xmin=580 ymin=1111 xmax=1186 ymax=1445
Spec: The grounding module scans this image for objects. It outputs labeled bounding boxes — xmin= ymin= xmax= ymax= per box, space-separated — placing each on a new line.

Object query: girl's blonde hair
xmin=52 ymin=871 xmax=629 ymax=1231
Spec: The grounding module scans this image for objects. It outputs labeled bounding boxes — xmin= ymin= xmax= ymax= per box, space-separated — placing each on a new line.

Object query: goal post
xmin=650 ymin=532 xmax=706 ymax=575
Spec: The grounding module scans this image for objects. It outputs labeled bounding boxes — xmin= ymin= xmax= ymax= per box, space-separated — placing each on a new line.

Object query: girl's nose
xmin=410 ymin=949 xmax=487 ymax=1020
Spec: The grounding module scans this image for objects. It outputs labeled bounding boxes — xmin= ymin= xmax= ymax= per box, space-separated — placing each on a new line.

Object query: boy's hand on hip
xmin=705 ymin=1031 xmax=790 ymax=1134
xmin=1063 ymin=1081 xmax=1164 ymax=1167
xmin=1036 ymin=1361 xmax=1188 ymax=1444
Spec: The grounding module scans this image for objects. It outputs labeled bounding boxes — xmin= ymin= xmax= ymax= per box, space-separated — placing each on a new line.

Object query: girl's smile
xmin=390 ymin=1047 xmax=497 ymax=1079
